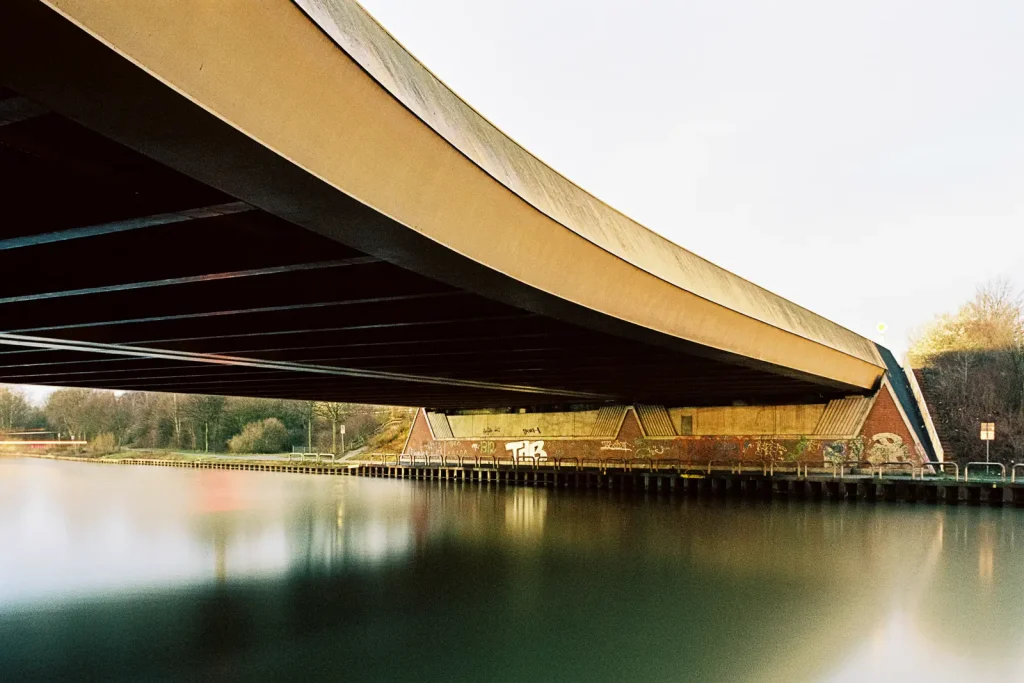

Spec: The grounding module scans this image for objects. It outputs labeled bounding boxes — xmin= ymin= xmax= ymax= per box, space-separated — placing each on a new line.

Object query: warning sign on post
xmin=980 ymin=422 xmax=995 ymax=441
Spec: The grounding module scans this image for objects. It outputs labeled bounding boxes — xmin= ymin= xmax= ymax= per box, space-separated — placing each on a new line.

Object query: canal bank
xmin=18 ymin=452 xmax=1022 ymax=506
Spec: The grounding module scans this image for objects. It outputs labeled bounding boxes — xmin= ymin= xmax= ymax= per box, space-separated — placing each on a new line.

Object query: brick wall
xmin=859 ymin=387 xmax=926 ymax=464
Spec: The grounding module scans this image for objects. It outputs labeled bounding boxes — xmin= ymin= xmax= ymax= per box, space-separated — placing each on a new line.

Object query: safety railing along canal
xmin=35 ymin=452 xmax=1017 ymax=488
xmin=29 ymin=452 xmax=1024 ymax=506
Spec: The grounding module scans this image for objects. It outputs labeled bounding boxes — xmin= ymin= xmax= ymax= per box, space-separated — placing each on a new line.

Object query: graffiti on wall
xmin=633 ymin=438 xmax=666 ymax=458
xmin=600 ymin=440 xmax=632 ymax=452
xmin=753 ymin=439 xmax=787 ymax=461
xmin=505 ymin=440 xmax=547 ymax=461
xmin=867 ymin=433 xmax=908 ymax=464
xmin=822 ymin=441 xmax=847 ymax=463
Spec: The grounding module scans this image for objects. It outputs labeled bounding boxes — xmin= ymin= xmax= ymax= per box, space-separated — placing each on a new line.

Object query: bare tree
xmin=0 ymin=386 xmax=32 ymax=431
xmin=315 ymin=402 xmax=348 ymax=454
xmin=182 ymin=395 xmax=226 ymax=453
xmin=44 ymin=388 xmax=90 ymax=440
xmin=909 ymin=279 xmax=1024 ymax=464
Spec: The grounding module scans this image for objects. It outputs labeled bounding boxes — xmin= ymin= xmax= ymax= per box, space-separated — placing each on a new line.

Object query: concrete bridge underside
xmin=0 ymin=0 xmax=886 ymax=409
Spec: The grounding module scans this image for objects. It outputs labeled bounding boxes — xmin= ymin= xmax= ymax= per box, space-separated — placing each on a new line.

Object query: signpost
xmin=340 ymin=424 xmax=345 ymax=456
xmin=981 ymin=422 xmax=995 ymax=462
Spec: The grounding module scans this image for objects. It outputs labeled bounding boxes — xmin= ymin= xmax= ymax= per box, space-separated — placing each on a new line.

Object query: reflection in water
xmin=2 ymin=457 xmax=1024 ymax=682
xmin=505 ymin=487 xmax=546 ymax=538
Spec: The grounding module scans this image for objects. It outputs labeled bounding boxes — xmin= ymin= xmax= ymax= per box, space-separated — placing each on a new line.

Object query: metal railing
xmin=554 ymin=456 xmax=580 ymax=471
xmin=873 ymin=461 xmax=919 ymax=479
xmin=626 ymin=457 xmax=652 ymax=472
xmin=919 ymin=461 xmax=959 ymax=481
xmin=287 ymin=451 xmax=336 ymax=463
xmin=600 ymin=457 xmax=625 ymax=473
xmin=965 ymin=462 xmax=1005 ymax=482
xmin=653 ymin=458 xmax=682 ymax=474
xmin=370 ymin=453 xmax=983 ymax=485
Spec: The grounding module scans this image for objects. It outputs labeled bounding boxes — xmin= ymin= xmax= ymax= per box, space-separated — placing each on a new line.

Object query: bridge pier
xmin=987 ymin=486 xmax=1004 ymax=506
xmin=965 ymin=486 xmax=982 ymax=504
xmin=1012 ymin=488 xmax=1024 ymax=506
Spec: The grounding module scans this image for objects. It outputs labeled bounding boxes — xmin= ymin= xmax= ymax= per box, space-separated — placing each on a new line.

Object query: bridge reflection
xmin=2 ymin=458 xmax=1023 ymax=682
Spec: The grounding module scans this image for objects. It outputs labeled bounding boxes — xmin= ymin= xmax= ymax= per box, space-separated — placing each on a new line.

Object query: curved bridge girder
xmin=0 ymin=0 xmax=885 ymax=407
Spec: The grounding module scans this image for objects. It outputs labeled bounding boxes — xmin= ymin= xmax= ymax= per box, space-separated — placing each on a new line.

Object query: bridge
xmin=0 ymin=1 xmax=939 ymax=464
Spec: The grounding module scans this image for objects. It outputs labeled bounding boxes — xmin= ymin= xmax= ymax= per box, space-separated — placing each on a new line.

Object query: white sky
xmin=359 ymin=0 xmax=1024 ymax=358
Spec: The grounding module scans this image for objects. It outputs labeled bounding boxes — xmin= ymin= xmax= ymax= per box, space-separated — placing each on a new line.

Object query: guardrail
xmin=796 ymin=460 xmax=834 ymax=478
xmin=653 ymin=458 xmax=682 ymax=474
xmin=626 ymin=457 xmax=652 ymax=472
xmin=1013 ymin=463 xmax=1024 ymax=483
xmin=26 ymin=453 xmax=1005 ymax=493
xmin=965 ymin=462 xmax=1005 ymax=482
xmin=356 ymin=453 xmax=972 ymax=483
xmin=554 ymin=456 xmax=580 ymax=471
xmin=287 ymin=451 xmax=336 ymax=463
xmin=917 ymin=461 xmax=959 ymax=481
xmin=601 ymin=457 xmax=625 ymax=473
xmin=873 ymin=461 xmax=919 ymax=479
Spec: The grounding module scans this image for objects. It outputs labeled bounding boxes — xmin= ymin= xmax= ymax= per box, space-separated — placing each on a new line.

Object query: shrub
xmin=89 ymin=432 xmax=118 ymax=456
xmin=228 ymin=418 xmax=289 ymax=454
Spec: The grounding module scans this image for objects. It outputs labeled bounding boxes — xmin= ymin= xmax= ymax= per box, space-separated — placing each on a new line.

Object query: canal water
xmin=2 ymin=457 xmax=1024 ymax=682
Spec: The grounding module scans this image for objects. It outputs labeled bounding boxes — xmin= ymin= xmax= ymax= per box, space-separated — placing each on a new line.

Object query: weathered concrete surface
xmin=296 ymin=0 xmax=882 ymax=370
xmin=19 ymin=0 xmax=883 ymax=392
xmin=405 ymin=383 xmax=929 ymax=466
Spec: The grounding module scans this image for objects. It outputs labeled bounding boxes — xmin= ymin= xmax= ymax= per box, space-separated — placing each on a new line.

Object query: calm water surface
xmin=2 ymin=456 xmax=1024 ymax=682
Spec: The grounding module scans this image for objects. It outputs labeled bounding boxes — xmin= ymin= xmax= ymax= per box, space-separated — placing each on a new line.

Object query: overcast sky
xmin=360 ymin=0 xmax=1024 ymax=358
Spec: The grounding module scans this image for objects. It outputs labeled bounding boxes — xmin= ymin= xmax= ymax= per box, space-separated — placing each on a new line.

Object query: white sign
xmin=339 ymin=425 xmax=346 ymax=435
xmin=980 ymin=422 xmax=995 ymax=441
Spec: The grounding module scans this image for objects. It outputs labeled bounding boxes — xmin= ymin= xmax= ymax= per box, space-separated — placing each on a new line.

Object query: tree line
xmin=0 ymin=386 xmax=413 ymax=456
xmin=909 ymin=279 xmax=1024 ymax=465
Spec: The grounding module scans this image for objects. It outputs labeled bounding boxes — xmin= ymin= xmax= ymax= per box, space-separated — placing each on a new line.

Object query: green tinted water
xmin=2 ymin=457 xmax=1023 ymax=682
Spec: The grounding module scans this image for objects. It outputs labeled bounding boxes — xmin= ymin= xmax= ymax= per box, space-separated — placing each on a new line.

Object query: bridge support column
xmin=712 ymin=478 xmax=727 ymax=497
xmin=921 ymin=484 xmax=938 ymax=503
xmin=986 ymin=486 xmax=1004 ymax=506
